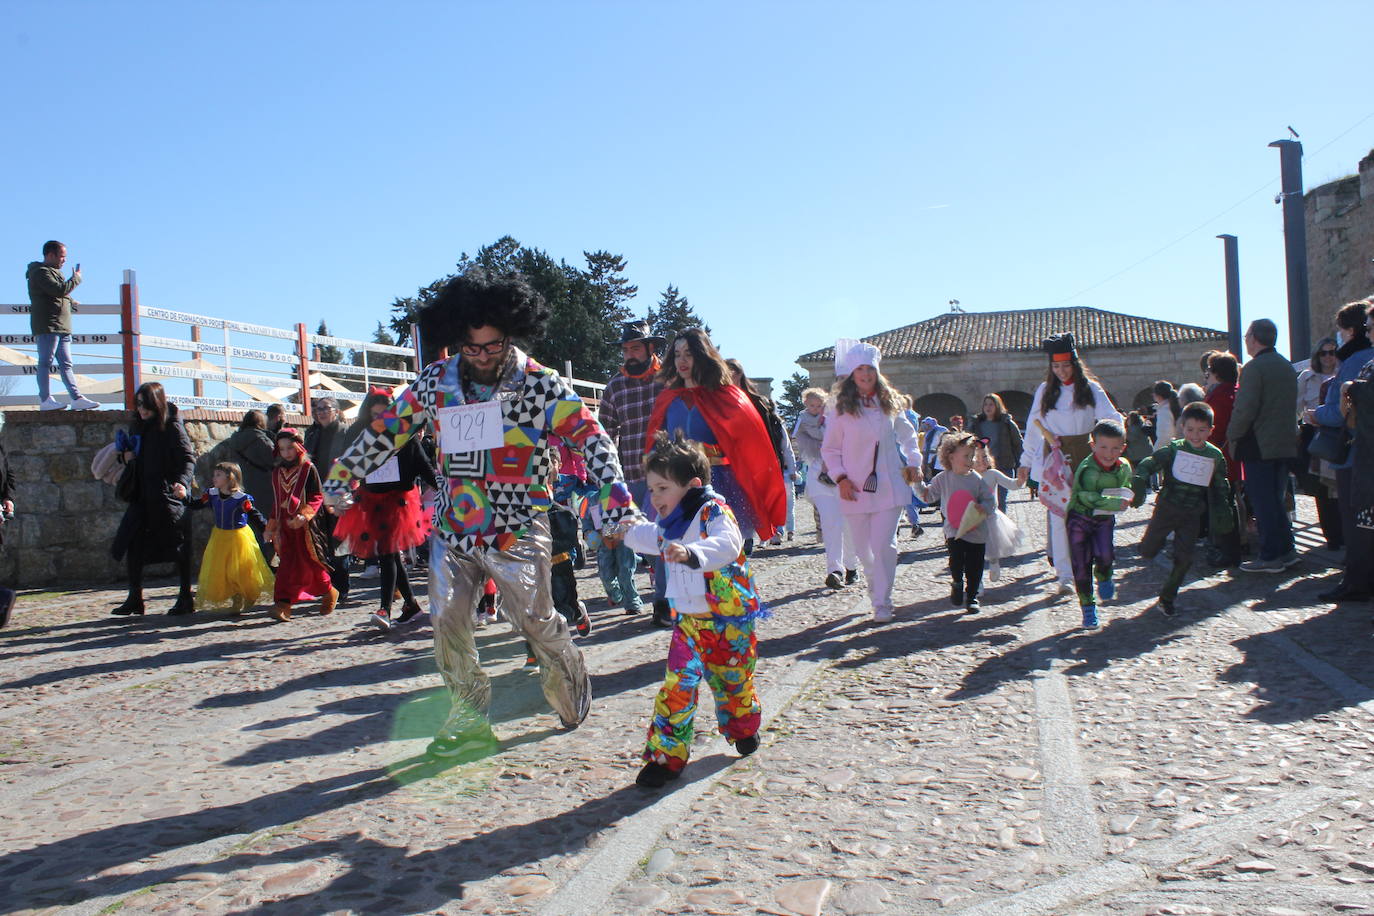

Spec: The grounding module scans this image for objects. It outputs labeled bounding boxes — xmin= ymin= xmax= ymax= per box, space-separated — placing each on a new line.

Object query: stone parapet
xmin=0 ymin=408 xmax=307 ymax=589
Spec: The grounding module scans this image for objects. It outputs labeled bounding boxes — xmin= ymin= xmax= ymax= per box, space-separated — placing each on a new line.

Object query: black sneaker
xmin=396 ymin=600 xmax=423 ymax=624
xmin=0 ymin=588 xmax=14 ymax=629
xmin=951 ymin=583 xmax=964 ymax=606
xmin=735 ymin=734 xmax=759 ymax=757
xmin=825 ymin=571 xmax=843 ymax=590
xmin=1157 ymin=597 xmax=1177 ymax=618
xmin=635 ymin=762 xmax=681 ymax=789
xmin=651 ymin=600 xmax=675 ymax=629
xmin=574 ymin=605 xmax=592 ymax=638
xmin=845 ymin=569 xmax=858 ymax=585
xmin=965 ymin=595 xmax=980 ymax=614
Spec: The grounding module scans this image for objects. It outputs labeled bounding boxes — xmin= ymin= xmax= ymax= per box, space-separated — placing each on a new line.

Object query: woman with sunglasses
xmin=819 ymin=340 xmax=921 ymax=623
xmin=1306 ymin=301 xmax=1374 ymax=601
xmin=111 ymin=381 xmax=196 ymax=616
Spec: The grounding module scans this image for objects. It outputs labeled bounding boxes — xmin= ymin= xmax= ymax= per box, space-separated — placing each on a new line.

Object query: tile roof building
xmin=797 ymin=306 xmax=1228 ymax=427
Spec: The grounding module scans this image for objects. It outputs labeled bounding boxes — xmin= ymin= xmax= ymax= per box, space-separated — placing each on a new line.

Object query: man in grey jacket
xmin=26 ymin=241 xmax=98 ymax=411
xmin=1228 ymin=318 xmax=1299 ymax=572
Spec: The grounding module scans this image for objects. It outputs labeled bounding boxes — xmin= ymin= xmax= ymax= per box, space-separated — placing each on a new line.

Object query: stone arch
xmin=992 ymin=390 xmax=1034 ymax=427
xmin=914 ymin=393 xmax=968 ymax=426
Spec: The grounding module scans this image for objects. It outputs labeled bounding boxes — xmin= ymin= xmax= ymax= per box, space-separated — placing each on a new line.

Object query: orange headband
xmin=1051 ymin=352 xmax=1073 ymax=363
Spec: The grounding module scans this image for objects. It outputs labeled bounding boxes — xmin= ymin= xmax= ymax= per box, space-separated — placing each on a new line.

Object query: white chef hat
xmin=834 ymin=338 xmax=881 ymax=378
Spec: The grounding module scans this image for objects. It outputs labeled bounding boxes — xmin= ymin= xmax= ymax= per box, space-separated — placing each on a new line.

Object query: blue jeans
xmin=1243 ymin=459 xmax=1294 ymax=561
xmin=35 ymin=333 xmax=81 ymax=401
xmin=597 ymin=540 xmax=642 ymax=611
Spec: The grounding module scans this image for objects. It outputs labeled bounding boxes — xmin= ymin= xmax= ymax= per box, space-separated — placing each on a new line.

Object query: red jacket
xmin=1205 ymin=383 xmax=1239 ymax=484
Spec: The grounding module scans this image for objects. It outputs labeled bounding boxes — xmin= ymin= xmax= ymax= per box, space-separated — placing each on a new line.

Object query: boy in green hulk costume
xmin=1066 ymin=419 xmax=1134 ymax=629
xmin=1130 ymin=401 xmax=1233 ymax=617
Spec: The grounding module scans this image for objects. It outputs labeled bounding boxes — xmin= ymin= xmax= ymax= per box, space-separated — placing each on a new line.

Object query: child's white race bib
xmin=1171 ymin=450 xmax=1213 ymax=487
xmin=366 ymin=456 xmax=401 ymax=484
xmin=664 ymin=549 xmax=707 ymax=600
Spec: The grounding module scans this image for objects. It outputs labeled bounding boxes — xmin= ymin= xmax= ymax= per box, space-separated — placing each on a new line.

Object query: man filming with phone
xmin=26 ymin=240 xmax=99 ymax=410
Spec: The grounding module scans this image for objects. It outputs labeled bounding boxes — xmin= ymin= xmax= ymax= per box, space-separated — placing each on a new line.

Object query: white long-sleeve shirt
xmin=623 ymin=496 xmax=743 ymax=617
xmin=1019 ymin=380 xmax=1121 ymax=480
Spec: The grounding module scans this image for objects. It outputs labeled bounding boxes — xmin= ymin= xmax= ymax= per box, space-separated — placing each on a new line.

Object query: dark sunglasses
xmin=1319 ymin=349 xmax=1338 ymax=356
xmin=460 ymin=338 xmax=508 ymax=357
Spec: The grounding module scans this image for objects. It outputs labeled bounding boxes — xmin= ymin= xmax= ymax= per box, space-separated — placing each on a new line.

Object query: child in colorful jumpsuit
xmin=624 ymin=432 xmax=764 ymax=789
xmin=1065 ymin=419 xmax=1133 ymax=629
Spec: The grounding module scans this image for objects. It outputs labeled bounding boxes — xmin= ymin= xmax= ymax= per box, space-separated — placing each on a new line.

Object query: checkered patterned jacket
xmin=326 ymin=348 xmax=636 ymax=553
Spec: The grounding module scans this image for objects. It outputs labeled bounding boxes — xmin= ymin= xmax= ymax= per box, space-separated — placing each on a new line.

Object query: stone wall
xmin=0 ymin=408 xmax=306 ymax=590
xmin=1305 ymin=149 xmax=1374 ymax=350
xmin=798 ymin=338 xmax=1227 ymax=430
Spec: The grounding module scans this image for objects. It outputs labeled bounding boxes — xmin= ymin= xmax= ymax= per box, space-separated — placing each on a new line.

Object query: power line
xmin=1047 ymin=110 xmax=1374 ymax=309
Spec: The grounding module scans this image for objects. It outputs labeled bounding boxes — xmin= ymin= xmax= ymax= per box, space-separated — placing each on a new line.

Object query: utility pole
xmin=1216 ymin=235 xmax=1242 ymax=360
xmin=1269 ymin=138 xmax=1311 ymax=359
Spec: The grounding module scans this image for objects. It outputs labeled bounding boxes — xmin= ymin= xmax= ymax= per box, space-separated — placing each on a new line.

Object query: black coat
xmin=224 ymin=426 xmax=277 ymax=516
xmin=112 ymin=404 xmax=195 ymax=563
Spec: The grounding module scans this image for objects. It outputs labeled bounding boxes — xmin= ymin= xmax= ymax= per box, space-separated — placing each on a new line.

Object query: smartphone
xmin=75 ymin=263 xmax=81 ymax=272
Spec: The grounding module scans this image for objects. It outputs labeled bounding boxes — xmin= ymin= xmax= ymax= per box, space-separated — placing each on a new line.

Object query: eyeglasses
xmin=461 ymin=338 xmax=508 ymax=357
xmin=1320 ymin=349 xmax=1338 ymax=356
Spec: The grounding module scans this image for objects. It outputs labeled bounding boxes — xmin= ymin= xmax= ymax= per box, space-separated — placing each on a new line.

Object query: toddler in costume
xmin=191 ymin=461 xmax=274 ymax=613
xmin=1065 ymin=419 xmax=1133 ymax=629
xmin=625 ymin=432 xmax=765 ymax=789
xmin=972 ymin=440 xmax=1025 ymax=581
xmin=1129 ymin=401 xmax=1232 ymax=617
xmin=913 ymin=432 xmax=996 ymax=613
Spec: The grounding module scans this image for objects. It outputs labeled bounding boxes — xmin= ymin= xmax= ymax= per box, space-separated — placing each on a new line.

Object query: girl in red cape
xmin=645 ymin=328 xmax=787 ymax=545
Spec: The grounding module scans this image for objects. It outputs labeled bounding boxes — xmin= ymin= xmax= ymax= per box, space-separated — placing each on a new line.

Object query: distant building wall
xmin=798 ymin=338 xmax=1224 ymax=429
xmin=1306 ymin=149 xmax=1374 ymax=351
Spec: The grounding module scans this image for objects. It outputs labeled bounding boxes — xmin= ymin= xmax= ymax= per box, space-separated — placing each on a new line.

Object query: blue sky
xmin=5 ymin=1 xmax=1373 ymax=395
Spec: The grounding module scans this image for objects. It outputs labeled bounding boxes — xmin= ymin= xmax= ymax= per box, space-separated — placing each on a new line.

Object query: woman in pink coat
xmin=820 ymin=340 xmax=921 ymax=623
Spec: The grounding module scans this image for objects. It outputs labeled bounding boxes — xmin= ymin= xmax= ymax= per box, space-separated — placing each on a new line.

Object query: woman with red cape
xmin=645 ymin=328 xmax=786 ymax=582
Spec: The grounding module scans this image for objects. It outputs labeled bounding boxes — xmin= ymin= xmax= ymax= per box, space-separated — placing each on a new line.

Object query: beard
xmin=467 ymin=363 xmax=500 ymax=384
xmin=624 ymin=357 xmax=651 ymax=376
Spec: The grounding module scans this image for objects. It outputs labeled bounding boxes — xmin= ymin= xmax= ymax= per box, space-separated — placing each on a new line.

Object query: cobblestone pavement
xmin=3 ymin=492 xmax=1373 ymax=916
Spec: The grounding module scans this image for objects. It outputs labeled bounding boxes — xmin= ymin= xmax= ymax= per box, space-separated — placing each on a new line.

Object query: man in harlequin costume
xmin=325 ymin=268 xmax=640 ymax=759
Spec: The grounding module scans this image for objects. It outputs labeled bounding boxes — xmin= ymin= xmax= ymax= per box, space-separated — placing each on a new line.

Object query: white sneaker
xmin=69 ymin=396 xmax=100 ymax=410
xmin=368 ymin=611 xmax=392 ymax=631
xmin=989 ymin=561 xmax=1002 ymax=581
xmin=39 ymin=397 xmax=68 ymax=411
xmin=873 ymin=606 xmax=893 ymax=623
xmin=359 ymin=564 xmax=381 ymax=580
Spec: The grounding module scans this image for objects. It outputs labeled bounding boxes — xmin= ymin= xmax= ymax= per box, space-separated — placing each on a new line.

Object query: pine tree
xmin=776 ymin=371 xmax=810 ymax=429
xmin=646 ymin=284 xmax=709 ymax=343
xmin=314 ymin=320 xmax=344 ymax=365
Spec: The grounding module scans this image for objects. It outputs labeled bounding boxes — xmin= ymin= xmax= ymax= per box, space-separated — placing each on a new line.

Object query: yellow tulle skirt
xmin=197 ymin=527 xmax=274 ymax=611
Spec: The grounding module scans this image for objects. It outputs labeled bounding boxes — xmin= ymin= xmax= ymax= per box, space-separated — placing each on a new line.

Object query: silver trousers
xmin=428 ymin=515 xmax=591 ymax=739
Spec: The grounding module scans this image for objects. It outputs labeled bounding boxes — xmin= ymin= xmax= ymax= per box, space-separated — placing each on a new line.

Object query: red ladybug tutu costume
xmin=333 ymin=435 xmax=436 ymax=558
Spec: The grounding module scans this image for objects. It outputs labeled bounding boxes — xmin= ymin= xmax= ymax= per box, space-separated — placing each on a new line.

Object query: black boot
xmin=167 ymin=592 xmax=195 ymax=616
xmin=112 ymin=595 xmax=145 ymax=616
xmin=635 ymin=762 xmax=680 ymax=789
xmin=0 ymin=588 xmax=16 ymax=629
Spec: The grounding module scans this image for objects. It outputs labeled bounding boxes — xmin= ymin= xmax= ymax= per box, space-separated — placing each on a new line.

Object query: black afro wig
xmin=418 ymin=267 xmax=550 ymax=359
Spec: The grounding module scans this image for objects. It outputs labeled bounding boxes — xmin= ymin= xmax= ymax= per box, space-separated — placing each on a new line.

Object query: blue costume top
xmin=662 ymin=398 xmax=719 ymax=446
xmin=193 ymin=488 xmax=268 ymax=530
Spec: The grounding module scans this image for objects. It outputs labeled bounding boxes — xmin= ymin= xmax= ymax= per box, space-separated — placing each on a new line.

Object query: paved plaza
xmin=3 ymin=494 xmax=1374 ymax=916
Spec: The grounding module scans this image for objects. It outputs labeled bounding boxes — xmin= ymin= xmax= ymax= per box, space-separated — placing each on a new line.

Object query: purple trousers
xmin=1066 ymin=510 xmax=1114 ymax=606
